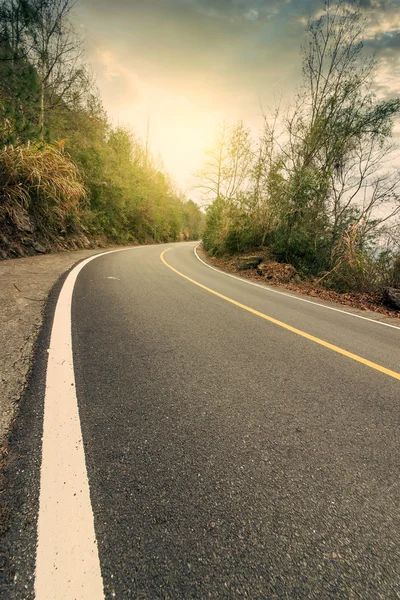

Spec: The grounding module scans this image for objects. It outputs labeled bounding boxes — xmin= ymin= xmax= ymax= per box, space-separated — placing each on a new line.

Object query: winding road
xmin=3 ymin=241 xmax=400 ymax=599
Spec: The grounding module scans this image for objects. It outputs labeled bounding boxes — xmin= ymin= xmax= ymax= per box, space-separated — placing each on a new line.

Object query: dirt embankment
xmin=0 ymin=205 xmax=106 ymax=260
xmin=201 ymin=249 xmax=400 ymax=321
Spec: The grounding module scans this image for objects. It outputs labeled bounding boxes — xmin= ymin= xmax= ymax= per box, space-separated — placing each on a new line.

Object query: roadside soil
xmin=198 ymin=248 xmax=400 ymax=322
xmin=0 ymin=246 xmax=125 ymax=448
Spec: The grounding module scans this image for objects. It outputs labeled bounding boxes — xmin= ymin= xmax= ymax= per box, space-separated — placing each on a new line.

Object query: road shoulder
xmin=196 ymin=246 xmax=400 ymax=328
xmin=0 ymin=248 xmax=123 ymax=446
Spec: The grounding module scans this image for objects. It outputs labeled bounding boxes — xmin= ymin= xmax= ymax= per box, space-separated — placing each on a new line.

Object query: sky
xmin=75 ymin=0 xmax=400 ymax=194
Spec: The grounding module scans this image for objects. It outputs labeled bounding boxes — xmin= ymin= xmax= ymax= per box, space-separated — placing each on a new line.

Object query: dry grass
xmin=0 ymin=143 xmax=87 ymax=241
xmin=204 ymin=249 xmax=400 ymax=320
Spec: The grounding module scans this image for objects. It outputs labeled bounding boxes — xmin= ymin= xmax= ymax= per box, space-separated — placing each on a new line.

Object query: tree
xmin=0 ymin=0 xmax=41 ymax=143
xmin=278 ymin=0 xmax=400 ymax=269
xmin=29 ymin=0 xmax=91 ymax=139
xmin=201 ymin=0 xmax=400 ymax=293
xmin=182 ymin=199 xmax=204 ymax=240
xmin=0 ymin=0 xmax=91 ymax=142
xmin=195 ymin=121 xmax=253 ymax=205
xmin=195 ymin=121 xmax=229 ymax=204
xmin=0 ymin=0 xmax=203 ymax=255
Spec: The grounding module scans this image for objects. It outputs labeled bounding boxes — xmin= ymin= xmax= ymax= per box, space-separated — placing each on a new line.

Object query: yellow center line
xmin=161 ymin=248 xmax=400 ymax=382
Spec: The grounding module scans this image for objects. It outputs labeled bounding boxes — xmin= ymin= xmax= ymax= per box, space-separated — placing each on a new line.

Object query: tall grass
xmin=0 ymin=143 xmax=87 ymax=241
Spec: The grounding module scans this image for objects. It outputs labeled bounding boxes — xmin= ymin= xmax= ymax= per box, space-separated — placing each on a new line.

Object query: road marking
xmin=36 ymin=247 xmax=139 ymax=599
xmin=194 ymin=245 xmax=400 ymax=331
xmin=161 ymin=248 xmax=400 ymax=382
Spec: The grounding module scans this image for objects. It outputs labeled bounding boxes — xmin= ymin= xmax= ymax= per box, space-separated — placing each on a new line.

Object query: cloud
xmin=76 ymin=0 xmax=400 ymax=185
xmin=78 ymin=0 xmax=400 ymax=109
xmin=359 ymin=0 xmax=392 ymax=8
xmin=79 ymin=0 xmax=305 ymax=120
xmin=183 ymin=0 xmax=288 ymax=22
xmin=93 ymin=50 xmax=146 ymax=109
xmin=367 ymin=30 xmax=400 ymax=51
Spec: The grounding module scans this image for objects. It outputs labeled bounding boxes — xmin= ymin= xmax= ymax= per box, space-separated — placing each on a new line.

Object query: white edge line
xmin=35 ymin=246 xmax=140 ymax=600
xmin=194 ymin=244 xmax=400 ymax=331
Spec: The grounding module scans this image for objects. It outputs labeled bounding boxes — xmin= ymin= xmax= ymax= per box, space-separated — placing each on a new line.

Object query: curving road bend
xmin=4 ymin=241 xmax=400 ymax=599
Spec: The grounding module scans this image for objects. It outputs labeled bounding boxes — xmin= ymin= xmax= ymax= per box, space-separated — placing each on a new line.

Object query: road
xmin=2 ymin=241 xmax=400 ymax=599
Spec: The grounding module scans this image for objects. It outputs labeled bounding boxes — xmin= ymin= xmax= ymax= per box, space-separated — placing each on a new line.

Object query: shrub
xmin=0 ymin=143 xmax=87 ymax=241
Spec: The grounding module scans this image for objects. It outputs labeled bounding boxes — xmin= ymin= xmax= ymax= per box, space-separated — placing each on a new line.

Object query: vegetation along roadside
xmin=0 ymin=0 xmax=204 ymax=260
xmin=196 ymin=1 xmax=400 ymax=313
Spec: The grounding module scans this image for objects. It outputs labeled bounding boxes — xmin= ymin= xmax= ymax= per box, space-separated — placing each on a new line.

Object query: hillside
xmin=0 ymin=0 xmax=204 ymax=259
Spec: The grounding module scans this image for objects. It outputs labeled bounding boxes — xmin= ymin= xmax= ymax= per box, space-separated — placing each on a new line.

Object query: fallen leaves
xmin=205 ymin=252 xmax=400 ymax=320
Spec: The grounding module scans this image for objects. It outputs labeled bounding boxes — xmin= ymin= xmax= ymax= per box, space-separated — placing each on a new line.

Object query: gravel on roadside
xmin=0 ymin=247 xmax=123 ymax=446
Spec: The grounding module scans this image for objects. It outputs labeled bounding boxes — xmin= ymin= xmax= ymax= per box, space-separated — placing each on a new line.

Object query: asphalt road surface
xmin=2 ymin=242 xmax=400 ymax=599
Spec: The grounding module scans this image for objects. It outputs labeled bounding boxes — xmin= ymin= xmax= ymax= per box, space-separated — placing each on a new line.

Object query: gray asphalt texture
xmin=0 ymin=247 xmax=110 ymax=445
xmin=2 ymin=242 xmax=400 ymax=598
xmin=0 ymin=267 xmax=74 ymax=600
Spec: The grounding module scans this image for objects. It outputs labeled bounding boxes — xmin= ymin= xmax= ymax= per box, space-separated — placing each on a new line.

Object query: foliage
xmin=0 ymin=0 xmax=204 ymax=254
xmin=0 ymin=143 xmax=86 ymax=240
xmin=199 ymin=0 xmax=400 ymax=294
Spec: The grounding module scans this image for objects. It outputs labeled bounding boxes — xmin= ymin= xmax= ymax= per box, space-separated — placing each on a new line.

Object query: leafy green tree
xmin=200 ymin=0 xmax=400 ymax=294
xmin=0 ymin=0 xmax=41 ymax=143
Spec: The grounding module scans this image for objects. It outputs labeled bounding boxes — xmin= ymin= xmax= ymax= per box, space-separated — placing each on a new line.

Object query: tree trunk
xmin=39 ymin=78 xmax=45 ymax=140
